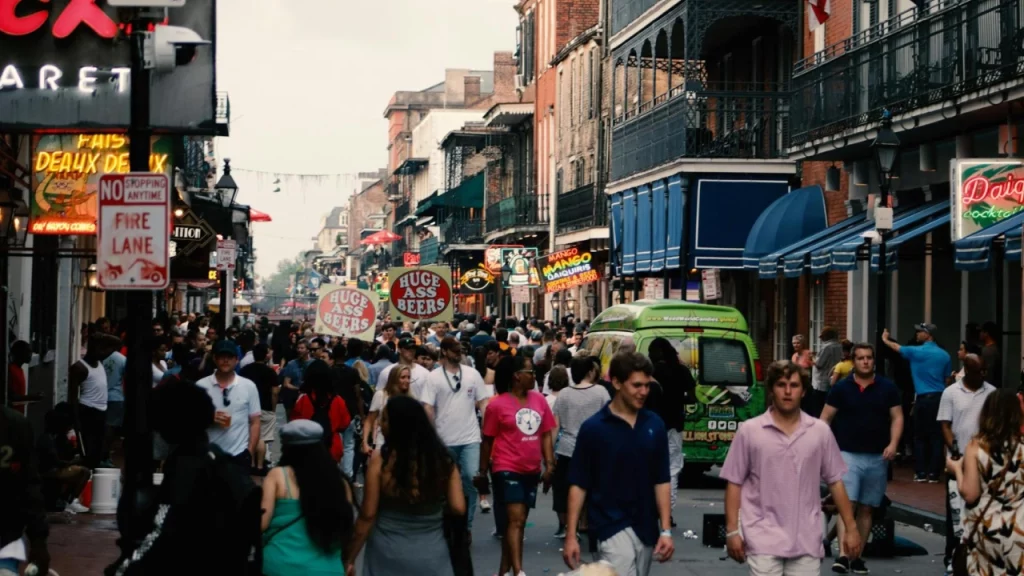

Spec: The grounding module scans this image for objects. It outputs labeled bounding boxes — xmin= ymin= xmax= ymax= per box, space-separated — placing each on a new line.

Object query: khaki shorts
xmin=260 ymin=410 xmax=277 ymax=443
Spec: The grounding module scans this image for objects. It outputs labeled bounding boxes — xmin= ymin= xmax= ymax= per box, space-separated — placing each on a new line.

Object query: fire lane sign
xmin=97 ymin=173 xmax=170 ymax=290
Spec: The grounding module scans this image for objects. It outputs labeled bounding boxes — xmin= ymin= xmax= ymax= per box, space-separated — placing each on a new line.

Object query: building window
xmin=588 ymin=48 xmax=596 ymax=119
xmin=578 ymin=56 xmax=585 ymax=125
xmin=569 ymin=58 xmax=575 ymax=125
xmin=575 ymin=159 xmax=585 ymax=188
xmin=809 ymin=279 xmax=825 ymax=354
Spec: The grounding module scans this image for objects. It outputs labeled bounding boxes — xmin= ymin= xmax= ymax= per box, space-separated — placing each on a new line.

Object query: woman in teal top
xmin=262 ymin=420 xmax=354 ymax=576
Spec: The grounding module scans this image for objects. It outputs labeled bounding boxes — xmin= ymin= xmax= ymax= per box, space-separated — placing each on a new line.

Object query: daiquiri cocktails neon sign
xmin=952 ymin=160 xmax=1024 ymax=241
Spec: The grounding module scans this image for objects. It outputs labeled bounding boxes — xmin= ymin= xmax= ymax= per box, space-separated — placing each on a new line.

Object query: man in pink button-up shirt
xmin=721 ymin=361 xmax=862 ymax=575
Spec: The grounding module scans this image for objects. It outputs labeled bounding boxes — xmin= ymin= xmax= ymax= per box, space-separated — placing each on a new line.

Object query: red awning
xmin=250 ymin=208 xmax=272 ymax=223
xmin=360 ymin=229 xmax=401 ymax=245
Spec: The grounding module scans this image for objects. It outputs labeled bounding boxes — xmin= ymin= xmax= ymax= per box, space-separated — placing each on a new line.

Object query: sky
xmin=214 ymin=0 xmax=518 ymax=282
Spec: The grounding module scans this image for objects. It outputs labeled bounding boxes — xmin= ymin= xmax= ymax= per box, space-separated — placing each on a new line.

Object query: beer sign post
xmin=97 ymin=173 xmax=170 ymax=290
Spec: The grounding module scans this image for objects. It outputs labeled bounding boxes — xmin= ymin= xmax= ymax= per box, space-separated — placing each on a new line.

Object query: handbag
xmin=952 ymin=467 xmax=1004 ymax=576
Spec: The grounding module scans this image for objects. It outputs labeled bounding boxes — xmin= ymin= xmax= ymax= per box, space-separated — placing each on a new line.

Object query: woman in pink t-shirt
xmin=477 ymin=354 xmax=556 ymax=576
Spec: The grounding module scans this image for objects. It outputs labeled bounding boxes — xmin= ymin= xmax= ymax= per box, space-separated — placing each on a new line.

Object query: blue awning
xmin=611 ymin=193 xmax=623 ymax=274
xmin=781 ymin=217 xmax=877 ymax=278
xmin=758 ymin=212 xmax=868 ymax=278
xmin=622 ymin=189 xmax=636 ymax=275
xmin=954 ymin=211 xmax=1024 ymax=271
xmin=651 ymin=180 xmax=666 ymax=272
xmin=636 ymin=185 xmax=652 ymax=273
xmin=742 ymin=185 xmax=827 ymax=270
xmin=689 ymin=179 xmax=790 ymax=269
xmin=820 ymin=201 xmax=949 ymax=274
xmin=666 ymin=176 xmax=683 ymax=270
xmin=864 ymin=213 xmax=951 ymax=270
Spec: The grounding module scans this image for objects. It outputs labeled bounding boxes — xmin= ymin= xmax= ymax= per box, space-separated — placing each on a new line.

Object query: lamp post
xmin=501 ymin=264 xmax=512 ymax=317
xmin=872 ymin=110 xmax=900 ymax=374
xmin=585 ymin=289 xmax=596 ymax=319
xmin=551 ymin=292 xmax=561 ymax=325
xmin=215 ymin=160 xmax=239 ymax=331
xmin=565 ymin=295 xmax=576 ymax=315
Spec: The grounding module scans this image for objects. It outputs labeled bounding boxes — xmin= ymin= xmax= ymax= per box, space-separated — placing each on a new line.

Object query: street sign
xmin=97 ymin=173 xmax=171 ymax=290
xmin=107 ymin=0 xmax=187 ymax=6
xmin=216 ymin=239 xmax=237 ymax=271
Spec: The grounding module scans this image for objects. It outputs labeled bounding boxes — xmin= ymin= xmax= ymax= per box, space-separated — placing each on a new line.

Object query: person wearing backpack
xmin=291 ymin=361 xmax=351 ymax=463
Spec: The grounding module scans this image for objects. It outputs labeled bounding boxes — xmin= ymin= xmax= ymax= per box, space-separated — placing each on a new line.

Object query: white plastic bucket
xmin=153 ymin=473 xmax=164 ymax=486
xmin=90 ymin=468 xmax=121 ymax=514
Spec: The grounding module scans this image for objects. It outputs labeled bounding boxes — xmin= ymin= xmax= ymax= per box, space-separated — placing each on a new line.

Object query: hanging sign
xmin=701 ymin=269 xmax=721 ymax=301
xmin=314 ymin=285 xmax=378 ymax=341
xmin=388 ymin=265 xmax=454 ymax=322
xmin=951 ymin=159 xmax=1024 ymax=241
xmin=459 ymin=267 xmax=493 ymax=293
xmin=403 ymin=252 xmax=421 ymax=267
xmin=500 ymin=247 xmax=541 ymax=288
xmin=537 ymin=246 xmax=599 ymax=294
xmin=96 ymin=173 xmax=170 ymax=290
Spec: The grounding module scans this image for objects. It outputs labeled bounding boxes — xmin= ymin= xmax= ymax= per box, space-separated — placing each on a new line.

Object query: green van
xmin=580 ymin=300 xmax=764 ymax=472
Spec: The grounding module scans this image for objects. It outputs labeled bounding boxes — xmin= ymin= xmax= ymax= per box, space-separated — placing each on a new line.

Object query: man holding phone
xmin=197 ymin=340 xmax=262 ymax=470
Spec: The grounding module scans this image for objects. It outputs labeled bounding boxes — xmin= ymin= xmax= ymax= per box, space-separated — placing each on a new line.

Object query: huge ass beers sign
xmin=315 ymin=285 xmax=378 ymax=342
xmin=388 ymin=266 xmax=454 ymax=323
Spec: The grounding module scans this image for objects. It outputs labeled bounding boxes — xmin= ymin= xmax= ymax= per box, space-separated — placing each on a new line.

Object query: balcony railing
xmin=556 ymin=184 xmax=608 ymax=234
xmin=216 ymin=92 xmax=230 ymax=124
xmin=485 ymin=194 xmax=550 ymax=234
xmin=442 ymin=218 xmax=484 ymax=245
xmin=791 ymin=0 xmax=1024 ymax=146
xmin=394 ymin=200 xmax=411 ymax=224
xmin=611 ymin=83 xmax=789 ymax=181
xmin=419 ymin=237 xmax=439 ymax=264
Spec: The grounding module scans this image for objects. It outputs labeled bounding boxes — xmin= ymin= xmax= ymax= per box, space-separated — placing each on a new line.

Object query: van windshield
xmin=701 ymin=339 xmax=752 ymax=387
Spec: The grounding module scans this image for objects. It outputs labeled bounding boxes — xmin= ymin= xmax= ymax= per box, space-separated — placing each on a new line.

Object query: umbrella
xmin=360 ymin=229 xmax=401 ymax=246
xmin=249 ymin=208 xmax=272 ymax=223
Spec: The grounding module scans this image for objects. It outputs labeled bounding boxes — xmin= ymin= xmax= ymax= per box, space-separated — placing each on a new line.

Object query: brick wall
xmin=802 ymin=161 xmax=851 ymax=339
xmin=347 ymin=180 xmax=388 ymax=251
xmin=801 ymin=0 xmax=854 ymax=60
xmin=557 ymin=0 xmax=600 ymax=48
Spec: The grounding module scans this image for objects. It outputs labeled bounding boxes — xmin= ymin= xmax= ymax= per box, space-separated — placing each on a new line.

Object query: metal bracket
xmin=142 ymin=32 xmax=156 ymax=70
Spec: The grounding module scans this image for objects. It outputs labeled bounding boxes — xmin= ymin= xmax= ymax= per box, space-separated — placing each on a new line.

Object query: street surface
xmin=461 ymin=478 xmax=947 ymax=576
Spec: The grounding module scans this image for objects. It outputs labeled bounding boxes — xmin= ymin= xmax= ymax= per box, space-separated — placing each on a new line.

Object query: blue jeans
xmin=341 ymin=427 xmax=356 ymax=479
xmin=914 ymin=392 xmax=944 ymax=478
xmin=447 ymin=443 xmax=480 ymax=530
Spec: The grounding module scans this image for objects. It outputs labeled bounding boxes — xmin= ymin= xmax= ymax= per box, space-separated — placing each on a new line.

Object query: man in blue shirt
xmin=882 ymin=323 xmax=952 ymax=482
xmin=563 ymin=351 xmax=675 ymax=576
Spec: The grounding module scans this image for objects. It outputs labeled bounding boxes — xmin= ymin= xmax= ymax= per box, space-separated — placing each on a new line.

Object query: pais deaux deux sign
xmin=388 ymin=266 xmax=454 ymax=323
xmin=538 ymin=246 xmax=600 ymax=294
xmin=952 ymin=159 xmax=1024 ymax=241
xmin=30 ymin=134 xmax=172 ymax=235
xmin=315 ymin=285 xmax=378 ymax=341
xmin=0 ymin=0 xmax=216 ymax=132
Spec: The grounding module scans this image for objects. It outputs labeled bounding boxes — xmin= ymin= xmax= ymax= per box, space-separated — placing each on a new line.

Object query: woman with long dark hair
xmin=291 ymin=360 xmax=351 ymax=464
xmin=269 ymin=322 xmax=295 ymax=369
xmin=947 ymin=386 xmax=1024 ymax=575
xmin=346 ymin=395 xmax=465 ymax=575
xmin=646 ymin=337 xmax=692 ymax=512
xmin=262 ymin=420 xmax=355 ymax=576
xmin=478 ymin=354 xmax=556 ymax=576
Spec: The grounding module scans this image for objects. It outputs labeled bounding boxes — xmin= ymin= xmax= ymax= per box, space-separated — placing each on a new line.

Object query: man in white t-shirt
xmin=197 ymin=340 xmax=262 ymax=471
xmin=420 ymin=336 xmax=492 ymax=532
xmin=376 ymin=336 xmax=432 ymax=398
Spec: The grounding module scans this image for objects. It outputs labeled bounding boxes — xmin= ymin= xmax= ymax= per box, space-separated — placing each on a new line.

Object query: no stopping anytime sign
xmin=388 ymin=265 xmax=454 ymax=323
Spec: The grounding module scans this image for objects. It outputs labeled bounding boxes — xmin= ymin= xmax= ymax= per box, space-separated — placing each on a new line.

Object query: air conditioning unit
xmin=515 ymin=74 xmax=525 ymax=90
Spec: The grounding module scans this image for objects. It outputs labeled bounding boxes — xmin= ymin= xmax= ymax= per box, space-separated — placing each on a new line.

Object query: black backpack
xmin=207 ymin=445 xmax=264 ymax=574
xmin=310 ymin=397 xmax=335 ymax=447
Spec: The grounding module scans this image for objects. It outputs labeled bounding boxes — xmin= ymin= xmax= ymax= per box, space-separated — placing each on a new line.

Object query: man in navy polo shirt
xmin=562 ymin=351 xmax=674 ymax=576
xmin=882 ymin=323 xmax=952 ymax=483
xmin=821 ymin=343 xmax=902 ymax=575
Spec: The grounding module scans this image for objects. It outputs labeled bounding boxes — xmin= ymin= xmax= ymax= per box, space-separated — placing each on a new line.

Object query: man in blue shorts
xmin=821 ymin=343 xmax=902 ymax=575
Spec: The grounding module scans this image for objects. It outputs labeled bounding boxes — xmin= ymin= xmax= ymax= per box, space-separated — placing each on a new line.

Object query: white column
xmin=924 ymin=232 xmax=933 ymax=323
xmin=54 ymin=237 xmax=74 ymax=403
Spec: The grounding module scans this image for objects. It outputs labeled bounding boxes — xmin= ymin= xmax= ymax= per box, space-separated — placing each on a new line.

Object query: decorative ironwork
xmin=791 ymin=0 xmax=1024 ymax=147
xmin=557 ymin=184 xmax=608 ymax=234
xmin=419 ymin=237 xmax=440 ymax=264
xmin=394 ymin=200 xmax=411 ymax=224
xmin=485 ymin=194 xmax=549 ymax=234
xmin=442 ymin=218 xmax=484 ymax=245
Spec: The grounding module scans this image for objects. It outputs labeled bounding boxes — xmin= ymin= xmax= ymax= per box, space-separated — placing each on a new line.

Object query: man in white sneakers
xmin=420 ymin=336 xmax=492 ymax=534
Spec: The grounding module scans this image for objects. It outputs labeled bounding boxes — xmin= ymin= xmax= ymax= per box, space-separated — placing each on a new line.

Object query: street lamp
xmin=86 ymin=264 xmax=102 ymax=292
xmin=565 ymin=295 xmax=576 ymax=313
xmin=585 ymin=290 xmax=596 ymax=316
xmin=214 ymin=158 xmax=239 ymax=208
xmin=872 ymin=109 xmax=900 ymax=374
xmin=551 ymin=292 xmax=561 ymax=324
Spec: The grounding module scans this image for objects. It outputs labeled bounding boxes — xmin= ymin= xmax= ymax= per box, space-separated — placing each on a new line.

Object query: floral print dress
xmin=964 ymin=441 xmax=1024 ymax=576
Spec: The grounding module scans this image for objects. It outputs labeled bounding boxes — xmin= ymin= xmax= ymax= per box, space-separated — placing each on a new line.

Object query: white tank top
xmin=77 ymin=359 xmax=108 ymax=410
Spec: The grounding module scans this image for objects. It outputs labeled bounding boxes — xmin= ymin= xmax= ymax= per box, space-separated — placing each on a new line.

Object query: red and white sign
xmin=97 ymin=173 xmax=170 ymax=290
xmin=314 ymin=285 xmax=377 ymax=341
xmin=216 ymin=238 xmax=237 ymax=271
xmin=388 ymin=265 xmax=454 ymax=322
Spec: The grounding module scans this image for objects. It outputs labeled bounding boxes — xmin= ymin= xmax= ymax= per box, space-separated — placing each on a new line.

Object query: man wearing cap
xmin=376 ymin=336 xmax=433 ymax=398
xmin=882 ymin=324 xmax=952 ymax=483
xmin=197 ymin=340 xmax=263 ymax=470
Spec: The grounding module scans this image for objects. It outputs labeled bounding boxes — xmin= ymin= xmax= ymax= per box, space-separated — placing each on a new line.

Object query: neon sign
xmin=952 ymin=160 xmax=1024 ymax=241
xmin=0 ymin=64 xmax=130 ymax=92
xmin=538 ymin=246 xmax=600 ymax=294
xmin=0 ymin=0 xmax=117 ymax=39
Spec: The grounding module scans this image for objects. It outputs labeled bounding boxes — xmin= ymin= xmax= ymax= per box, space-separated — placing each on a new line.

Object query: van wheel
xmin=679 ymin=464 xmax=713 ymax=488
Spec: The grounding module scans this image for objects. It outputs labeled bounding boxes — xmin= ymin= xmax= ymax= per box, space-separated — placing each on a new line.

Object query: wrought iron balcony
xmin=790 ymin=0 xmax=1024 ymax=147
xmin=442 ymin=218 xmax=484 ymax=245
xmin=610 ymin=83 xmax=790 ymax=181
xmin=419 ymin=237 xmax=439 ymax=264
xmin=215 ymin=92 xmax=230 ymax=136
xmin=485 ymin=194 xmax=550 ymax=234
xmin=394 ymin=200 xmax=411 ymax=224
xmin=556 ymin=184 xmax=608 ymax=235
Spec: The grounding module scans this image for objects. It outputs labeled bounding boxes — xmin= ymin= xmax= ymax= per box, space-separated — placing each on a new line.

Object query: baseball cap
xmin=213 ymin=340 xmax=238 ymax=357
xmin=914 ymin=322 xmax=937 ymax=335
xmin=398 ymin=336 xmax=417 ymax=349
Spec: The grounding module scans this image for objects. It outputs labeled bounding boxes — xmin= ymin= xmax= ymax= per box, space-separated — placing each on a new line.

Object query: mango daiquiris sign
xmin=537 ymin=246 xmax=600 ymax=294
xmin=951 ymin=159 xmax=1024 ymax=241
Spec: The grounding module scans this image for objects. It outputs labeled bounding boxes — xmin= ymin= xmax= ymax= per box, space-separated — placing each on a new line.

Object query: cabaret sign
xmin=315 ymin=285 xmax=378 ymax=342
xmin=951 ymin=159 xmax=1024 ymax=241
xmin=388 ymin=266 xmax=454 ymax=323
xmin=0 ymin=64 xmax=130 ymax=93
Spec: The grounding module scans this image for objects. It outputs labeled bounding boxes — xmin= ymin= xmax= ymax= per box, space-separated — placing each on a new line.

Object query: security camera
xmin=152 ymin=25 xmax=211 ymax=72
